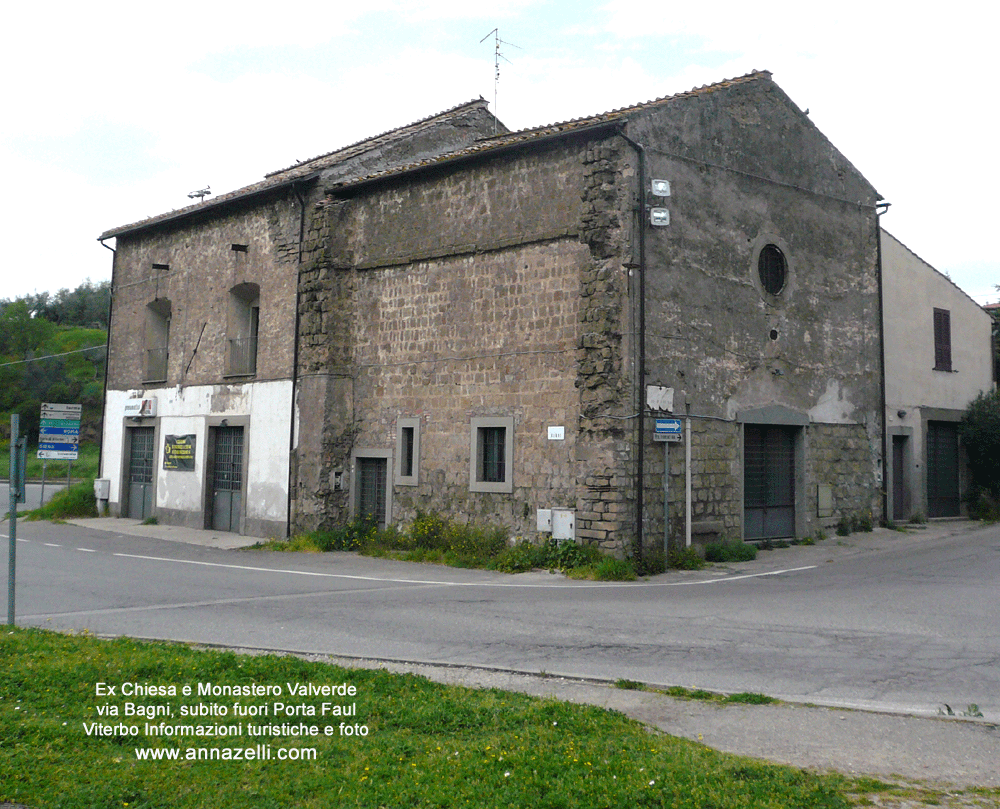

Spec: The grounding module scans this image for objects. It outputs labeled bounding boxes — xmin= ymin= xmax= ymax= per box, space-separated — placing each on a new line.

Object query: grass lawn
xmin=0 ymin=441 xmax=100 ymax=482
xmin=0 ymin=627 xmax=865 ymax=809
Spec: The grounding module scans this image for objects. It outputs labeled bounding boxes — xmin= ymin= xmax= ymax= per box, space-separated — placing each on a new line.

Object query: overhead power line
xmin=0 ymin=344 xmax=107 ymax=368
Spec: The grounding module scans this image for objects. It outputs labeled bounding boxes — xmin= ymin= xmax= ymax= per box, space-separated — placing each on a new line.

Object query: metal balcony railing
xmin=226 ymin=336 xmax=258 ymax=377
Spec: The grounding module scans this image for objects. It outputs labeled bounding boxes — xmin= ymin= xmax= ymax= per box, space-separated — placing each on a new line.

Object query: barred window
xmin=470 ymin=417 xmax=513 ymax=493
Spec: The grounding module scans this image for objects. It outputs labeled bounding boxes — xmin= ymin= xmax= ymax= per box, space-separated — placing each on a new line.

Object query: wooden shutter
xmin=933 ymin=308 xmax=952 ymax=371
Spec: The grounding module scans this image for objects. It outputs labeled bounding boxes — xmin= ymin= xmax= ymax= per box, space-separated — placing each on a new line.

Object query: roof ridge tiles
xmin=324 ymin=70 xmax=772 ymax=191
xmin=265 ymin=97 xmax=494 ymax=179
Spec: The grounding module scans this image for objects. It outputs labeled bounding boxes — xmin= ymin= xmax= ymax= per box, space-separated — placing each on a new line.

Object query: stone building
xmin=97 ymin=100 xmax=503 ymax=536
xmin=293 ymin=70 xmax=886 ymax=557
xmin=881 ymin=230 xmax=994 ymax=521
xmin=99 ymin=70 xmax=901 ymax=555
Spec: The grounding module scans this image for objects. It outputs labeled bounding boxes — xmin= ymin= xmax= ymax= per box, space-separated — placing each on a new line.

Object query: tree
xmin=0 ymin=300 xmax=56 ymax=358
xmin=959 ymin=388 xmax=1000 ymax=518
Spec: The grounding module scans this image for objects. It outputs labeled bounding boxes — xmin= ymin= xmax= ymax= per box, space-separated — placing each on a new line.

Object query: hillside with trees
xmin=0 ymin=280 xmax=109 ymax=443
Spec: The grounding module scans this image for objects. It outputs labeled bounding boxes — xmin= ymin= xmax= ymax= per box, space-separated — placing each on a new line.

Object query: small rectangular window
xmin=470 ymin=416 xmax=513 ymax=493
xmin=480 ymin=427 xmax=505 ymax=482
xmin=933 ymin=308 xmax=952 ymax=371
xmin=395 ymin=418 xmax=420 ymax=486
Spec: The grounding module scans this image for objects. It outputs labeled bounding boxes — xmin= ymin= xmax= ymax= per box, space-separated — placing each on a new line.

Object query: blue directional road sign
xmin=653 ymin=418 xmax=682 ymax=442
xmin=38 ymin=403 xmax=82 ymax=460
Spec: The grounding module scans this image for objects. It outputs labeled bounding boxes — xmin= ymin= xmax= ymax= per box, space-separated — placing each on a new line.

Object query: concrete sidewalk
xmin=67 ymin=516 xmax=259 ymax=550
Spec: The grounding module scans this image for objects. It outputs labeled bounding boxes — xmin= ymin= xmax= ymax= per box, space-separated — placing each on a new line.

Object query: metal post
xmin=40 ymin=459 xmax=47 ymax=510
xmin=8 ymin=414 xmax=18 ymax=626
xmin=663 ymin=442 xmax=670 ymax=553
xmin=685 ymin=416 xmax=692 ymax=548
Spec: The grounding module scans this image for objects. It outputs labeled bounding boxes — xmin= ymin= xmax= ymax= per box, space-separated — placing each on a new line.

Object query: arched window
xmin=144 ymin=298 xmax=171 ymax=383
xmin=226 ymin=283 xmax=260 ymax=376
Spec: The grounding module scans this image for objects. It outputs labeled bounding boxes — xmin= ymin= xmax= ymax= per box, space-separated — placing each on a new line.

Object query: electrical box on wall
xmin=536 ymin=509 xmax=552 ymax=533
xmin=552 ymin=509 xmax=575 ymax=541
xmin=332 ymin=470 xmax=346 ymax=491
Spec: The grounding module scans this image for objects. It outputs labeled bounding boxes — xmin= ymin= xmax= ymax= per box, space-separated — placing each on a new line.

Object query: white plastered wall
xmin=101 ymin=380 xmax=293 ymax=532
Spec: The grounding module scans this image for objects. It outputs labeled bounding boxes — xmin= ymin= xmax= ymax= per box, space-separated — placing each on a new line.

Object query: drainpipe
xmin=286 ymin=182 xmax=308 ymax=538
xmin=616 ymin=126 xmax=647 ymax=567
xmin=97 ymin=238 xmax=117 ymax=485
xmin=875 ymin=202 xmax=890 ymax=524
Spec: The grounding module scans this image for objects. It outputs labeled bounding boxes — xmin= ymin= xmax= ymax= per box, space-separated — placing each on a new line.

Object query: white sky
xmin=3 ymin=1 xmax=997 ymax=304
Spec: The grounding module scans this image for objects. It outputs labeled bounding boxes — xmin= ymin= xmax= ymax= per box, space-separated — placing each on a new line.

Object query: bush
xmin=635 ymin=548 xmax=667 ymax=576
xmin=968 ymin=489 xmax=1000 ymax=522
xmin=704 ymin=540 xmax=757 ymax=563
xmin=961 ymin=389 xmax=1000 ymax=503
xmin=25 ymin=479 xmax=97 ymax=521
xmin=490 ymin=540 xmax=541 ymax=573
xmin=593 ymin=557 xmax=637 ymax=581
xmin=667 ymin=545 xmax=706 ymax=570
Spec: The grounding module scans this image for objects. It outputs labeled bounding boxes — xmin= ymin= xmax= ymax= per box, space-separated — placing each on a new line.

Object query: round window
xmin=757 ymin=244 xmax=786 ymax=295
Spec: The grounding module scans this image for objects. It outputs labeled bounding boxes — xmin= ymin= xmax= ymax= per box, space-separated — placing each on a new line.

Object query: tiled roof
xmin=325 ymin=71 xmax=772 ymax=192
xmin=99 ymin=98 xmax=497 ymax=240
xmin=99 ymin=71 xmax=772 ymax=240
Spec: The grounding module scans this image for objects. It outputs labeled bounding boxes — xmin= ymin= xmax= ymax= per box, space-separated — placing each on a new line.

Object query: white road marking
xmin=110 ymin=551 xmax=816 ymax=589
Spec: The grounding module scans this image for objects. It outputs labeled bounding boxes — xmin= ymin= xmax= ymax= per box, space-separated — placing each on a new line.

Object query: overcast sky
xmin=3 ymin=1 xmax=996 ymax=304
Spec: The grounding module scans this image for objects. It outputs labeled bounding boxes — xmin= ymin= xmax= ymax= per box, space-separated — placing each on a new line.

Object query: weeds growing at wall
xmin=704 ymin=540 xmax=758 ymax=563
xmin=666 ymin=545 xmax=705 ymax=570
xmin=24 ymin=478 xmax=97 ymax=521
xmin=255 ymin=513 xmax=640 ymax=580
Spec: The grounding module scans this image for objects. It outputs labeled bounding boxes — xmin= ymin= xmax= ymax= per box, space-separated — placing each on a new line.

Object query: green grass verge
xmin=704 ymin=541 xmax=758 ymax=564
xmin=250 ymin=512 xmax=642 ymax=581
xmin=0 ymin=441 xmax=100 ymax=481
xmin=1 ymin=627 xmax=859 ymax=809
xmin=23 ymin=478 xmax=98 ymax=521
xmin=615 ymin=681 xmax=779 ymax=707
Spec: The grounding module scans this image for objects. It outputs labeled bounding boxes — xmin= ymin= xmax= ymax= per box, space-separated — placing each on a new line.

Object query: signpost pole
xmin=663 ymin=442 xmax=670 ymax=554
xmin=8 ymin=414 xmax=19 ymax=626
xmin=40 ymin=460 xmax=47 ymax=510
xmin=685 ymin=415 xmax=692 ymax=548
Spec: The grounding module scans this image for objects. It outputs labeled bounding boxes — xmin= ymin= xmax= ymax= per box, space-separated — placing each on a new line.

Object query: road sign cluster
xmin=38 ymin=403 xmax=82 ymax=460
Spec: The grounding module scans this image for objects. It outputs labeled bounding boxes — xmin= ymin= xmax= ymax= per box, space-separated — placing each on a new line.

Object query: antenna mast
xmin=480 ymin=28 xmax=519 ymax=134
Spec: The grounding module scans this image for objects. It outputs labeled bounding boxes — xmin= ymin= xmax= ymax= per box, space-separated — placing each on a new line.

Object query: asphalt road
xmin=4 ymin=517 xmax=999 ymax=722
xmin=1 ymin=482 xmax=67 ymax=512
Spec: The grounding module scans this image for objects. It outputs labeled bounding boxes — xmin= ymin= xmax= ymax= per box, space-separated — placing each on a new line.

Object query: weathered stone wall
xmin=629 ymin=76 xmax=884 ymax=547
xmin=294 ymin=137 xmax=636 ymax=550
xmin=107 ymin=194 xmax=302 ymax=392
xmin=808 ymin=422 xmax=881 ymax=525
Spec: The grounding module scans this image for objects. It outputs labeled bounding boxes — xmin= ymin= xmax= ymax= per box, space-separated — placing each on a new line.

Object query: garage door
xmin=926 ymin=421 xmax=960 ymax=518
xmin=744 ymin=425 xmax=796 ymax=540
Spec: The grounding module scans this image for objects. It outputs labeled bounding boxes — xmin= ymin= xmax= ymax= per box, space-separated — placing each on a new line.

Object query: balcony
xmin=144 ymin=347 xmax=168 ymax=383
xmin=225 ymin=335 xmax=258 ymax=377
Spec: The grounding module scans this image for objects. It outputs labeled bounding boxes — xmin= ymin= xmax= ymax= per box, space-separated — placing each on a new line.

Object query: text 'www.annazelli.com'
xmin=134 ymin=745 xmax=317 ymax=762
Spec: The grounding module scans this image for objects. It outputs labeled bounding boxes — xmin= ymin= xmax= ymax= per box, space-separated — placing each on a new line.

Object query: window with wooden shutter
xmin=933 ymin=308 xmax=952 ymax=371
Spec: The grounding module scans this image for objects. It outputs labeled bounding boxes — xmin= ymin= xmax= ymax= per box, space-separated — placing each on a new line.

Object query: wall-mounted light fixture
xmin=651 ymin=179 xmax=671 ymax=197
xmin=650 ymin=208 xmax=670 ymax=226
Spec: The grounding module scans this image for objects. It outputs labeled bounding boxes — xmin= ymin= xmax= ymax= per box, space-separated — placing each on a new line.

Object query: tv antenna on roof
xmin=187 ymin=186 xmax=211 ymax=202
xmin=480 ymin=28 xmax=520 ymax=134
